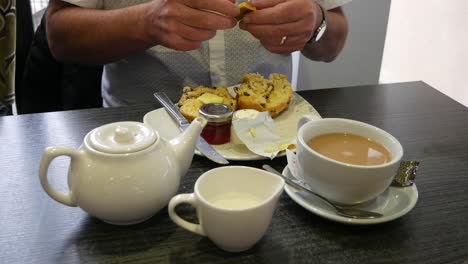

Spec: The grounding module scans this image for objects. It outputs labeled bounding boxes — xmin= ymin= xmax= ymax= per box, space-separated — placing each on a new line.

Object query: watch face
xmin=316 ymin=24 xmax=327 ymax=41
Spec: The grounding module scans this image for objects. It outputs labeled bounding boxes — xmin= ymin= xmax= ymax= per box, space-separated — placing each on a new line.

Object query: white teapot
xmin=39 ymin=118 xmax=207 ymax=225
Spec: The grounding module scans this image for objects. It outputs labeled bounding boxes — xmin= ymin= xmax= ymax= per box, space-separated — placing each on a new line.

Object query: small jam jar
xmin=198 ymin=103 xmax=233 ymax=145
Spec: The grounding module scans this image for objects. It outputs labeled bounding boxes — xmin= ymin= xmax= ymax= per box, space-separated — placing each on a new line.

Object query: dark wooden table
xmin=1 ymin=82 xmax=467 ymax=264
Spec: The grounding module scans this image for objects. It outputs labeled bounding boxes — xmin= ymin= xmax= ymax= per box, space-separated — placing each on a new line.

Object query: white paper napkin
xmin=232 ymin=112 xmax=295 ymax=159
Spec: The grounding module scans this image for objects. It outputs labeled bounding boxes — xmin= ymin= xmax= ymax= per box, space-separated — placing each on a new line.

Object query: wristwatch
xmin=307 ymin=3 xmax=327 ymax=45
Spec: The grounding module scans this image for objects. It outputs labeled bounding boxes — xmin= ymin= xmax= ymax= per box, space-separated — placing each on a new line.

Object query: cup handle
xmin=39 ymin=146 xmax=80 ymax=207
xmin=168 ymin=193 xmax=206 ymax=236
xmin=298 ymin=114 xmax=321 ymax=131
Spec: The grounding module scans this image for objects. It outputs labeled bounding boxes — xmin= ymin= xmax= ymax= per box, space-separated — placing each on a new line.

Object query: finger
xmin=174 ymin=3 xmax=237 ymax=30
xmin=262 ymin=42 xmax=304 ymax=54
xmin=181 ymin=0 xmax=240 ymax=17
xmin=161 ymin=33 xmax=203 ymax=51
xmin=261 ymin=34 xmax=309 ymax=47
xmin=169 ymin=20 xmax=217 ymax=41
xmin=248 ymin=0 xmax=286 ymax=9
xmin=242 ymin=1 xmax=303 ymax=25
xmin=241 ymin=19 xmax=312 ymax=39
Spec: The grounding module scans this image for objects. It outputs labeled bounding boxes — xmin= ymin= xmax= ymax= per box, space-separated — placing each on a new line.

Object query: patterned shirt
xmin=62 ymin=0 xmax=351 ymax=106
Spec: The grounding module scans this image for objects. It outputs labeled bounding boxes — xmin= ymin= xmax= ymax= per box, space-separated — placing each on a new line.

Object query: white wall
xmin=380 ymin=0 xmax=468 ymax=107
xmin=297 ymin=0 xmax=391 ymax=91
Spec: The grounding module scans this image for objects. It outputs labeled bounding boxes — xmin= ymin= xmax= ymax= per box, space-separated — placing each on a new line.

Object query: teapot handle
xmin=39 ymin=146 xmax=79 ymax=207
xmin=168 ymin=193 xmax=206 ymax=236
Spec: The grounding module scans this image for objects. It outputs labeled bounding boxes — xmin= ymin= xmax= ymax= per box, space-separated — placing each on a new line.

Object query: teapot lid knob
xmin=87 ymin=122 xmax=157 ymax=154
xmin=114 ymin=126 xmax=133 ymax=143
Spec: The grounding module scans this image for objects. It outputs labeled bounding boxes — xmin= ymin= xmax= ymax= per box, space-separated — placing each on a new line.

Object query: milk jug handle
xmin=298 ymin=114 xmax=321 ymax=131
xmin=168 ymin=194 xmax=206 ymax=236
xmin=39 ymin=146 xmax=79 ymax=207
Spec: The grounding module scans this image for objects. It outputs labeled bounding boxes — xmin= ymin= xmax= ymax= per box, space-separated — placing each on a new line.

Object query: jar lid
xmin=87 ymin=121 xmax=157 ymax=154
xmin=199 ymin=103 xmax=233 ymax=122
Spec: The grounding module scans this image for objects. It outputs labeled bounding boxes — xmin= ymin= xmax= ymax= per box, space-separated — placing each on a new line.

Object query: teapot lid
xmin=87 ymin=122 xmax=157 ymax=154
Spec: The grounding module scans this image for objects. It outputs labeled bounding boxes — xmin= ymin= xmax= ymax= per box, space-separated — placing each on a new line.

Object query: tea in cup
xmin=168 ymin=166 xmax=284 ymax=252
xmin=296 ymin=115 xmax=403 ymax=205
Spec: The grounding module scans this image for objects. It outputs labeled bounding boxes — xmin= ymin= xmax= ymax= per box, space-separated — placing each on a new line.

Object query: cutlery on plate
xmin=154 ymin=92 xmax=229 ymax=165
xmin=262 ymin=165 xmax=383 ymax=219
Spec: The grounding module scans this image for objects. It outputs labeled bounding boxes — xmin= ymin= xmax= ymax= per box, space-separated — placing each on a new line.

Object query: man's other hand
xmin=239 ymin=0 xmax=322 ymax=54
xmin=145 ymin=0 xmax=240 ymax=51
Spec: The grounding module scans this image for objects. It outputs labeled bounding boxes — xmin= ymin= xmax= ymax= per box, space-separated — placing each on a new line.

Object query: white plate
xmin=143 ymin=92 xmax=321 ymax=161
xmin=282 ymin=166 xmax=419 ymax=225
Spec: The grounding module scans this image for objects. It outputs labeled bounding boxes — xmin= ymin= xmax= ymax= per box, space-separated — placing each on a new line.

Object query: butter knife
xmin=153 ymin=92 xmax=229 ymax=165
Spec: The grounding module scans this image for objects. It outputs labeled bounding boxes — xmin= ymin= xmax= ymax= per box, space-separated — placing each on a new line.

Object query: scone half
xmin=237 ymin=73 xmax=293 ymax=117
xmin=177 ymin=86 xmax=237 ymax=122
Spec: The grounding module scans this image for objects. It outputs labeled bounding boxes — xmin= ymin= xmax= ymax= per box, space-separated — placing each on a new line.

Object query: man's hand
xmin=47 ymin=0 xmax=240 ymax=63
xmin=239 ymin=0 xmax=322 ymax=54
xmin=145 ymin=0 xmax=239 ymax=51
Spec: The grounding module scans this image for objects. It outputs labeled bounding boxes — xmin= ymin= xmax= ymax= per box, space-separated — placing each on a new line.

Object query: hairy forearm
xmin=46 ymin=0 xmax=154 ymax=64
xmin=301 ymin=7 xmax=348 ymax=62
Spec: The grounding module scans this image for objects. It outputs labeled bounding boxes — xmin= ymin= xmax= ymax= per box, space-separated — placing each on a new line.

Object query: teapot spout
xmin=169 ymin=117 xmax=207 ymax=175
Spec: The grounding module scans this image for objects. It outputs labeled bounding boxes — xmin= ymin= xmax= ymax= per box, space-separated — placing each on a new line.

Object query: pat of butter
xmin=248 ymin=128 xmax=256 ymax=137
xmin=197 ymin=93 xmax=224 ymax=104
xmin=233 ymin=109 xmax=260 ymax=120
xmin=264 ymin=148 xmax=275 ymax=153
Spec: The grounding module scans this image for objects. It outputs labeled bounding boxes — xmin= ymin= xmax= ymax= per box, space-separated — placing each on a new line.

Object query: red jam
xmin=201 ymin=120 xmax=232 ymax=145
xmin=198 ymin=103 xmax=233 ymax=145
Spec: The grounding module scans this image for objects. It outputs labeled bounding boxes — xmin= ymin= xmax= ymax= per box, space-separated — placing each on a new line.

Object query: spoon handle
xmin=262 ymin=165 xmax=337 ymax=208
xmin=262 ymin=165 xmax=384 ymax=219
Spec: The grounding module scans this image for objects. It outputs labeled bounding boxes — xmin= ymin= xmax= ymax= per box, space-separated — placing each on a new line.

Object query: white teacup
xmin=297 ymin=115 xmax=403 ymax=205
xmin=168 ymin=166 xmax=284 ymax=252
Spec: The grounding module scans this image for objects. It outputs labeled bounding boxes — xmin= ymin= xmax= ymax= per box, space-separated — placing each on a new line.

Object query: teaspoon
xmin=262 ymin=165 xmax=383 ymax=219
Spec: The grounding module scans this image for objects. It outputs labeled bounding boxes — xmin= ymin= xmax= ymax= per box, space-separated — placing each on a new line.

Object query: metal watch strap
xmin=306 ymin=3 xmax=327 ymax=45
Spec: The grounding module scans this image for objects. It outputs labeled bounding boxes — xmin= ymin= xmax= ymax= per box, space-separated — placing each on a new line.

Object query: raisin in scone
xmin=237 ymin=73 xmax=292 ymax=117
xmin=177 ymin=86 xmax=237 ymax=122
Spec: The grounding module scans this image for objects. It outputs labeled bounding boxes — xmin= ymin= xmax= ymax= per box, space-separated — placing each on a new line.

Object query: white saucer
xmin=282 ymin=166 xmax=419 ymax=225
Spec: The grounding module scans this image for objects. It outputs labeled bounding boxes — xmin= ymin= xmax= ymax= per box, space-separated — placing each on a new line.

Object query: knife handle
xmin=154 ymin=92 xmax=189 ymax=126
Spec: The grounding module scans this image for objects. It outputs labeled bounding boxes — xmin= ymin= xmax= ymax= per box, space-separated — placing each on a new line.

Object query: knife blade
xmin=153 ymin=92 xmax=229 ymax=165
